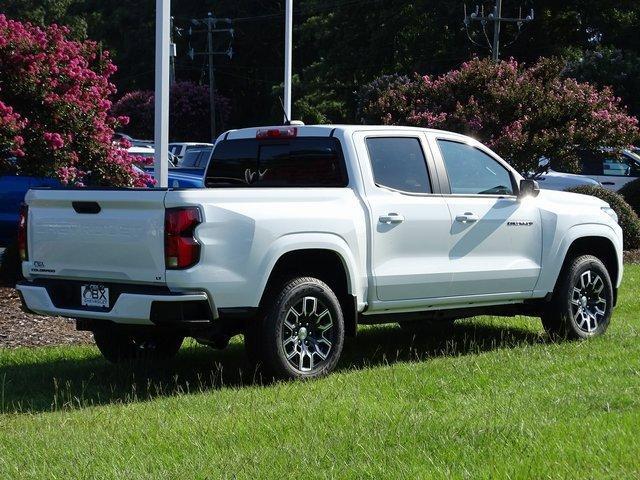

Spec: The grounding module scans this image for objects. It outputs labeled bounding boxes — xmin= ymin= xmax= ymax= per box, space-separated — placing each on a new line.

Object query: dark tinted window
xmin=181 ymin=148 xmax=213 ymax=168
xmin=366 ymin=137 xmax=431 ymax=194
xmin=205 ymin=137 xmax=347 ymax=187
xmin=438 ymin=140 xmax=514 ymax=195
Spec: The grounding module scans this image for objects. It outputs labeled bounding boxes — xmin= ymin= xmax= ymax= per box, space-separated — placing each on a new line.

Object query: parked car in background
xmin=530 ymin=158 xmax=601 ymax=191
xmin=552 ymin=149 xmax=640 ymax=192
xmin=178 ymin=146 xmax=213 ymax=170
xmin=113 ymin=132 xmax=154 ymax=148
xmin=130 ymin=146 xmax=207 ymax=188
xmin=169 ymin=143 xmax=214 ymax=163
xmin=17 ymin=125 xmax=623 ymax=380
xmin=0 ymin=174 xmax=58 ymax=247
xmin=128 ymin=146 xmax=178 ymax=168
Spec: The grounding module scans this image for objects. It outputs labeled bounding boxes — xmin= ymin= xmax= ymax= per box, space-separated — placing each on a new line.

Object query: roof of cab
xmin=220 ymin=124 xmax=469 ymax=142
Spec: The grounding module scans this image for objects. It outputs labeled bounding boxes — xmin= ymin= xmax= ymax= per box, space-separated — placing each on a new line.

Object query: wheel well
xmin=262 ymin=249 xmax=358 ymax=337
xmin=563 ymin=236 xmax=619 ymax=289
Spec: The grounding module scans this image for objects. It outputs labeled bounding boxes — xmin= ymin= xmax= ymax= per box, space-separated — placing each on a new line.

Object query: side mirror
xmin=519 ymin=178 xmax=540 ymax=199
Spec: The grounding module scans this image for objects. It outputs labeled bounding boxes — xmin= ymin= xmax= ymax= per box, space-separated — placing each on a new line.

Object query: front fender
xmin=534 ymin=223 xmax=623 ymax=294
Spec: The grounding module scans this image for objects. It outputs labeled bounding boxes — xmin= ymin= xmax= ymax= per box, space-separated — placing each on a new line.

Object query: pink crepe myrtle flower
xmin=0 ymin=14 xmax=148 ymax=187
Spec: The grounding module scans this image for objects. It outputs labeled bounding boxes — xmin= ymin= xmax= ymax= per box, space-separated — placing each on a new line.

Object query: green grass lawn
xmin=1 ymin=267 xmax=640 ymax=479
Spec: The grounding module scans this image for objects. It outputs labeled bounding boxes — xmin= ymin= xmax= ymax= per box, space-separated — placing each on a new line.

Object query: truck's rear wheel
xmin=93 ymin=330 xmax=184 ymax=363
xmin=542 ymin=255 xmax=614 ymax=340
xmin=248 ymin=277 xmax=345 ymax=380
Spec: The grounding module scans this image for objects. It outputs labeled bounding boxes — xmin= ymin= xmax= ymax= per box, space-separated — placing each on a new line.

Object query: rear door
xmin=26 ymin=189 xmax=168 ymax=284
xmin=430 ymin=135 xmax=542 ymax=297
xmin=355 ymin=131 xmax=453 ymax=302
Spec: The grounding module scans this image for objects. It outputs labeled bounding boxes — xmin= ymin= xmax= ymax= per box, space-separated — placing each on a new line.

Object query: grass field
xmin=1 ymin=267 xmax=639 ymax=479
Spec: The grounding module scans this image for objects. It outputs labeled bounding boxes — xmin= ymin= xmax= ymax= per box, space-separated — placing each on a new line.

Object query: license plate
xmin=81 ymin=284 xmax=110 ymax=308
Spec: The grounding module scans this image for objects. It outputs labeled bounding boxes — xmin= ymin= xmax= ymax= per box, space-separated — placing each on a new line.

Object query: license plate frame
xmin=81 ymin=284 xmax=110 ymax=309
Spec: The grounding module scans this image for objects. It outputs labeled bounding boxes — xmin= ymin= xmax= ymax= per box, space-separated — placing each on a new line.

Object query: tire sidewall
xmin=264 ymin=278 xmax=345 ymax=379
xmin=560 ymin=257 xmax=614 ymax=339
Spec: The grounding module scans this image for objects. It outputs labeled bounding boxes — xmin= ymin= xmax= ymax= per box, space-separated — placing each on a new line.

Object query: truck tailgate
xmin=25 ymin=189 xmax=168 ymax=284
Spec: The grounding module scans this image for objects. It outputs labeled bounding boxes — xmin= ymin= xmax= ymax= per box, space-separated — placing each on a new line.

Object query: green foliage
xmin=112 ymin=81 xmax=231 ymax=142
xmin=620 ymin=179 xmax=640 ymax=217
xmin=564 ymin=47 xmax=640 ymax=119
xmin=567 ymin=185 xmax=640 ymax=249
xmin=2 ymin=0 xmax=640 ymax=128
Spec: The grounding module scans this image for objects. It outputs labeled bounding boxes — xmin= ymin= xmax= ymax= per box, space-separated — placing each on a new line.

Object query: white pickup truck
xmin=17 ymin=125 xmax=624 ymax=379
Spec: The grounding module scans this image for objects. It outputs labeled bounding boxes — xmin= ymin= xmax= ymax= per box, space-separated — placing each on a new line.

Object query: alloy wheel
xmin=281 ymin=296 xmax=335 ymax=373
xmin=570 ymin=270 xmax=608 ymax=333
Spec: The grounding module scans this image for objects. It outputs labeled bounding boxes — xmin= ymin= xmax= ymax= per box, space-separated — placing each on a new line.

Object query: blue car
xmin=0 ymin=175 xmax=59 ymax=247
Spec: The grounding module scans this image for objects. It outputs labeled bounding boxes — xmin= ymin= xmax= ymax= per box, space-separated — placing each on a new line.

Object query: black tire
xmin=243 ymin=321 xmax=264 ymax=367
xmin=398 ymin=319 xmax=456 ymax=334
xmin=0 ymin=241 xmax=22 ymax=287
xmin=93 ymin=330 xmax=184 ymax=363
xmin=542 ymin=255 xmax=614 ymax=340
xmin=249 ymin=277 xmax=345 ymax=380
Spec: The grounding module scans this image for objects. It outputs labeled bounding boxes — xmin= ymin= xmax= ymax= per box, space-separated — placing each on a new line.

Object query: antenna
xmin=279 ymin=96 xmax=291 ymax=125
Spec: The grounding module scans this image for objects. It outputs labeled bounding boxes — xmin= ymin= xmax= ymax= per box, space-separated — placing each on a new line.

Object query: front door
xmin=432 ymin=137 xmax=543 ymax=297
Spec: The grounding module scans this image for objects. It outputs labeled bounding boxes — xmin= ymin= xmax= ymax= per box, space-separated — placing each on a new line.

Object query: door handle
xmin=455 ymin=212 xmax=479 ymax=223
xmin=602 ymin=182 xmax=615 ymax=186
xmin=379 ymin=213 xmax=405 ymax=224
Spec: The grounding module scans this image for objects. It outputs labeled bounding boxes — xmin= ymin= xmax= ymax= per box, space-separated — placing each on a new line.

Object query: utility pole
xmin=284 ymin=0 xmax=293 ymax=122
xmin=189 ymin=14 xmax=234 ymax=141
xmin=464 ymin=1 xmax=534 ymax=61
xmin=207 ymin=13 xmax=217 ymax=141
xmin=492 ymin=0 xmax=502 ymax=62
xmin=154 ymin=0 xmax=170 ymax=188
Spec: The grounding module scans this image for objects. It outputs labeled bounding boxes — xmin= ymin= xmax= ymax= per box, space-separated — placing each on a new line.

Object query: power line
xmin=463 ymin=1 xmax=534 ymax=61
xmin=188 ymin=12 xmax=234 ymax=140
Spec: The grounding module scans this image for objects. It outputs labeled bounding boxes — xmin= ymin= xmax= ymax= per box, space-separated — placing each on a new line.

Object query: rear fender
xmin=256 ymin=233 xmax=363 ymax=307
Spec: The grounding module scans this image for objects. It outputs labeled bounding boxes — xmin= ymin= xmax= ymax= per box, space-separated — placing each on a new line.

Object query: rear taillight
xmin=165 ymin=207 xmax=201 ymax=269
xmin=17 ymin=204 xmax=28 ymax=261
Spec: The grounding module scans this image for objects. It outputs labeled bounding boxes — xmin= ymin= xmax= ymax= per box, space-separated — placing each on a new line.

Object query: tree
xmin=358 ymin=58 xmax=639 ymax=174
xmin=0 ymin=15 xmax=150 ymax=186
xmin=564 ymin=47 xmax=640 ymax=118
xmin=112 ymin=81 xmax=232 ymax=142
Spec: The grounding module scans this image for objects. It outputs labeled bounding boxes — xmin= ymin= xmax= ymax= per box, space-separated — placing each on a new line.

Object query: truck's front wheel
xmin=247 ymin=277 xmax=345 ymax=380
xmin=542 ymin=255 xmax=614 ymax=340
xmin=93 ymin=330 xmax=184 ymax=363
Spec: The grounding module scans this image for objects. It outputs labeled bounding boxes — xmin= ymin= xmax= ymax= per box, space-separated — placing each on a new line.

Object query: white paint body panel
xmin=19 ymin=125 xmax=624 ymax=325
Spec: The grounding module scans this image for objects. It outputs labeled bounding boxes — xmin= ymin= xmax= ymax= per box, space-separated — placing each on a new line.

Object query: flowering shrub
xmin=567 ymin=185 xmax=640 ymax=249
xmin=112 ymin=81 xmax=231 ymax=142
xmin=358 ymin=58 xmax=639 ymax=174
xmin=620 ymin=179 xmax=640 ymax=217
xmin=0 ymin=15 xmax=152 ymax=187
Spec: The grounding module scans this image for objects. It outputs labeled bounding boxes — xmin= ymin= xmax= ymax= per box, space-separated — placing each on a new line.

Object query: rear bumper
xmin=16 ymin=281 xmax=211 ymax=326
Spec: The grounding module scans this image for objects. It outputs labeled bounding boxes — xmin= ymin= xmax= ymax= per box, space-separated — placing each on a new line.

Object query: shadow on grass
xmin=0 ymin=319 xmax=545 ymax=414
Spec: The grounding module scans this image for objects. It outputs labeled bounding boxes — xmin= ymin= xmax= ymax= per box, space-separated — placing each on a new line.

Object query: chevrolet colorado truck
xmin=17 ymin=125 xmax=624 ymax=379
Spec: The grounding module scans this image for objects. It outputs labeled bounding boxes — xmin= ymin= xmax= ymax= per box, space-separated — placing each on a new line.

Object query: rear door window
xmin=181 ymin=148 xmax=212 ymax=168
xmin=365 ymin=137 xmax=432 ymax=194
xmin=205 ymin=137 xmax=347 ymax=187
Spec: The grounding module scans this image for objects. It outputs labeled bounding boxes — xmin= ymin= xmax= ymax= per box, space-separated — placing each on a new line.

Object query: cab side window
xmin=602 ymin=156 xmax=640 ymax=177
xmin=437 ymin=140 xmax=514 ymax=195
xmin=366 ymin=137 xmax=432 ymax=194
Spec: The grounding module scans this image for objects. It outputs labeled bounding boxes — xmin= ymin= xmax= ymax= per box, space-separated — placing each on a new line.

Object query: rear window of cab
xmin=204 ymin=137 xmax=348 ymax=188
